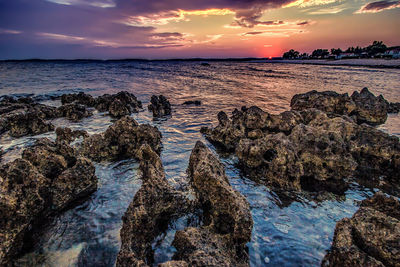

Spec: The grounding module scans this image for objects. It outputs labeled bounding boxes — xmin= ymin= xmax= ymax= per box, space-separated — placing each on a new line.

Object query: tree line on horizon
xmin=282 ymin=41 xmax=394 ymax=59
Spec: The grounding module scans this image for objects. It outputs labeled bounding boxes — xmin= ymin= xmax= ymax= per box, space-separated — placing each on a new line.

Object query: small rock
xmin=148 ymin=95 xmax=172 ymax=117
xmin=182 ymin=100 xmax=201 ymax=106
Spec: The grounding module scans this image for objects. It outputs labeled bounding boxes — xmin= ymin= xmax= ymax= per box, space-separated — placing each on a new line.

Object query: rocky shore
xmin=0 ymin=88 xmax=399 ymax=266
xmin=201 ymin=88 xmax=400 ymax=196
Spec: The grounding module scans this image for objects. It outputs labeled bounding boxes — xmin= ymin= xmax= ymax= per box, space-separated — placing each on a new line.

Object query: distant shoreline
xmin=1 ymin=58 xmax=399 ymax=69
xmin=265 ymin=58 xmax=400 ymax=69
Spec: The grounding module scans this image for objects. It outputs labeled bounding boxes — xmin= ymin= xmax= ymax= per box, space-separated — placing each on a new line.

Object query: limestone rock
xmin=322 ymin=192 xmax=400 ymax=267
xmin=116 ymin=145 xmax=190 ymax=266
xmin=81 ymin=116 xmax=162 ymax=161
xmin=351 ymin=87 xmax=389 ymax=125
xmin=148 ymin=95 xmax=172 ymax=117
xmin=0 ymin=132 xmax=97 ymax=264
xmin=56 ymin=103 xmax=93 ymax=122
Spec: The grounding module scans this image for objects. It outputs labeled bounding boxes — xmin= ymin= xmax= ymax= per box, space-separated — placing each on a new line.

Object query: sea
xmin=1 ymin=60 xmax=399 ymax=266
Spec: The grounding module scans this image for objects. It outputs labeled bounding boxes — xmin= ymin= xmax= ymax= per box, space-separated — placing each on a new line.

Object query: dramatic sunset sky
xmin=0 ymin=0 xmax=399 ymax=59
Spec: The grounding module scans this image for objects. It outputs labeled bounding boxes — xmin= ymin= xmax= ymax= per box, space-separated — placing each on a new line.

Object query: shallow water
xmin=1 ymin=61 xmax=399 ymax=266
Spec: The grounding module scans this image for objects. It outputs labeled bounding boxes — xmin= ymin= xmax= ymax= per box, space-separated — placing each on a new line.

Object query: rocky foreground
xmin=0 ymin=115 xmax=162 ymax=265
xmin=0 ymin=88 xmax=399 ymax=266
xmin=116 ymin=141 xmax=253 ymax=266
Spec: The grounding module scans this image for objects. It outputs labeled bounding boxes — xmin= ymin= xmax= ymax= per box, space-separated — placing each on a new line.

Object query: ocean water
xmin=1 ymin=61 xmax=399 ymax=267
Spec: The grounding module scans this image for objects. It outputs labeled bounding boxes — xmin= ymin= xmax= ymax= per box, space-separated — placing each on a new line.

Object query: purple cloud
xmin=0 ymin=0 xmax=300 ymax=59
xmin=357 ymin=0 xmax=400 ymax=13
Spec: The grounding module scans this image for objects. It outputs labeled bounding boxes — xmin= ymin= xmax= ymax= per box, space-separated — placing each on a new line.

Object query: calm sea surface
xmin=1 ymin=61 xmax=399 ymax=266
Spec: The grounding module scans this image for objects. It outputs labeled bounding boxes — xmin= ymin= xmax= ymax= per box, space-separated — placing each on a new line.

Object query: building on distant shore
xmin=384 ymin=47 xmax=400 ymax=59
xmin=336 ymin=52 xmax=357 ymax=59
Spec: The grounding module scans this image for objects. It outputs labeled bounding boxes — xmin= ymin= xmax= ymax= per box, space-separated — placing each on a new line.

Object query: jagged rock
xmin=61 ymin=92 xmax=96 ymax=106
xmin=291 ymin=90 xmax=356 ymax=116
xmin=148 ymin=95 xmax=172 ymax=117
xmin=182 ymin=100 xmax=201 ymax=106
xmin=201 ymin=107 xmax=305 ymax=151
xmin=350 ymin=87 xmax=389 ymax=125
xmin=116 ymin=145 xmax=190 ymax=266
xmin=81 ymin=116 xmax=162 ymax=161
xmin=0 ymin=159 xmax=50 ymax=265
xmin=0 ymin=97 xmax=56 ymax=137
xmin=172 ymin=141 xmax=253 ymax=266
xmin=203 ymin=103 xmax=400 ymax=194
xmin=22 ymin=139 xmax=68 ymax=178
xmin=0 ymin=132 xmax=97 ymax=264
xmin=388 ymin=102 xmax=400 ymax=113
xmin=51 ymin=157 xmax=96 ymax=210
xmin=291 ymin=88 xmax=390 ymax=125
xmin=109 ymin=99 xmax=130 ymax=117
xmin=117 ymin=142 xmax=252 ymax=266
xmin=7 ymin=110 xmax=55 ymax=137
xmin=322 ymin=192 xmax=400 ymax=267
xmin=55 ymin=127 xmax=88 ymax=144
xmin=56 ymin=103 xmax=93 ymax=122
xmin=60 ymin=91 xmax=142 ymax=117
xmin=95 ymin=91 xmax=142 ymax=116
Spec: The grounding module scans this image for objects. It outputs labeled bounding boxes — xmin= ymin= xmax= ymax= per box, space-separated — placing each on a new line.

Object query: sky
xmin=0 ymin=0 xmax=399 ymax=59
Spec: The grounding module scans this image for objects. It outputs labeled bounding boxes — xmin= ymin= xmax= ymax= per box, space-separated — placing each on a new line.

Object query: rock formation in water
xmin=148 ymin=95 xmax=172 ymax=117
xmin=388 ymin=102 xmax=400 ymax=113
xmin=61 ymin=91 xmax=142 ymax=118
xmin=80 ymin=116 xmax=162 ymax=161
xmin=0 ymin=95 xmax=94 ymax=137
xmin=56 ymin=103 xmax=93 ymax=122
xmin=182 ymin=100 xmax=201 ymax=106
xmin=290 ymin=88 xmax=392 ymax=125
xmin=117 ymin=141 xmax=253 ymax=266
xmin=169 ymin=141 xmax=253 ymax=266
xmin=0 ymin=96 xmax=56 ymax=137
xmin=201 ymin=95 xmax=400 ymax=195
xmin=322 ymin=192 xmax=400 ymax=267
xmin=116 ymin=144 xmax=191 ymax=266
xmin=0 ymin=130 xmax=97 ymax=265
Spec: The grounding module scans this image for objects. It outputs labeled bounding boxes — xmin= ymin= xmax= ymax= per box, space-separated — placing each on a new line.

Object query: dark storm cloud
xmin=357 ymin=0 xmax=400 ymax=13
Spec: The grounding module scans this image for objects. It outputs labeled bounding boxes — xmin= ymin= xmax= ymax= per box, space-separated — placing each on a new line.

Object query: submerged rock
xmin=148 ymin=95 xmax=172 ymax=117
xmin=182 ymin=100 xmax=201 ymax=106
xmin=291 ymin=88 xmax=390 ymax=125
xmin=0 ymin=132 xmax=97 ymax=264
xmin=322 ymin=192 xmax=400 ymax=267
xmin=202 ymin=102 xmax=400 ymax=194
xmin=116 ymin=145 xmax=190 ymax=266
xmin=81 ymin=116 xmax=162 ymax=161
